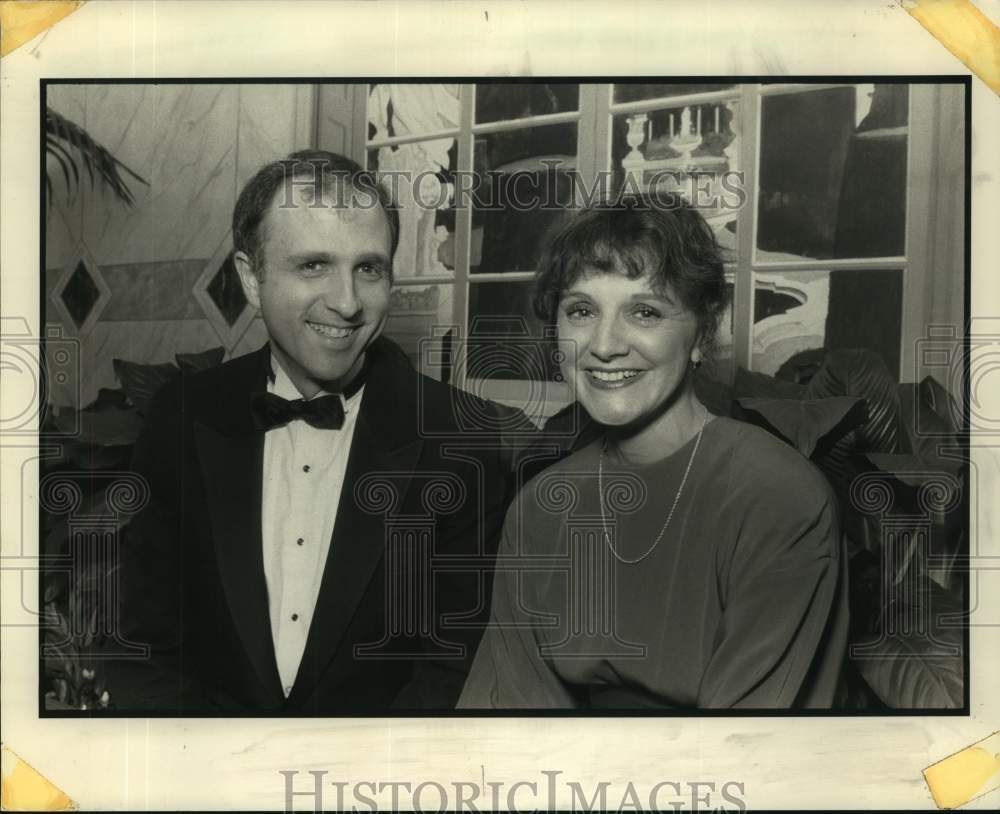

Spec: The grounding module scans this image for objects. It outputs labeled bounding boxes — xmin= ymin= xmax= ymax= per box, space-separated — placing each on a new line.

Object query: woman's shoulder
xmin=707 ymin=416 xmax=834 ymax=506
xmin=705 ymin=418 xmax=841 ymax=570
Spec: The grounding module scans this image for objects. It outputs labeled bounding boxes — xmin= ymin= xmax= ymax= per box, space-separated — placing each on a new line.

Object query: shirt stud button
xmin=291 ymin=613 xmax=299 ymax=621
xmin=302 ymin=464 xmax=311 ymax=473
xmin=296 ymin=538 xmax=304 ymax=546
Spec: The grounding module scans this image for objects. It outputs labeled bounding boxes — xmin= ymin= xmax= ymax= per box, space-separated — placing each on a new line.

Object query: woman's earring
xmin=690 ymin=352 xmax=703 ymax=371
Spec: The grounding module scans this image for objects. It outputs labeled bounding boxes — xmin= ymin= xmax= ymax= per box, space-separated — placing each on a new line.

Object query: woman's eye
xmin=564 ymin=304 xmax=593 ymax=320
xmin=633 ymin=306 xmax=661 ymax=320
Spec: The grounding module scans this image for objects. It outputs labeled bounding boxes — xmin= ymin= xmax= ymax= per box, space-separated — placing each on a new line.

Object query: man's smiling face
xmin=236 ymin=182 xmax=393 ymax=398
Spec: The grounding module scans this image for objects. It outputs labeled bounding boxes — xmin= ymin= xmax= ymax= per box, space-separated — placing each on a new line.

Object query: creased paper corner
xmin=0 ymin=0 xmax=86 ymax=59
xmin=0 ymin=746 xmax=75 ymax=812
xmin=924 ymin=731 xmax=1000 ymax=809
xmin=903 ymin=0 xmax=1000 ymax=96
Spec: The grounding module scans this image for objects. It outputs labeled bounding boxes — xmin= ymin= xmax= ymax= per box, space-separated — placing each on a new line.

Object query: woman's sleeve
xmin=458 ymin=502 xmax=578 ymax=709
xmin=696 ymin=470 xmax=850 ymax=708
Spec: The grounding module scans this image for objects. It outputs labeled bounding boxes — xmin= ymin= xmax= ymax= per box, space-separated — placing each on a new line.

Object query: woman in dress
xmin=459 ymin=196 xmax=849 ymax=709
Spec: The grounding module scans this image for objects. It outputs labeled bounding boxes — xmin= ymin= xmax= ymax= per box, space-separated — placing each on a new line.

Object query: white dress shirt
xmin=261 ymin=360 xmax=364 ymax=697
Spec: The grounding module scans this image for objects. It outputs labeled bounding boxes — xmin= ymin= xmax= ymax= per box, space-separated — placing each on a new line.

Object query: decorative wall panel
xmin=44 ymin=82 xmax=321 ymax=407
xmin=80 ymin=84 xmax=240 ymax=265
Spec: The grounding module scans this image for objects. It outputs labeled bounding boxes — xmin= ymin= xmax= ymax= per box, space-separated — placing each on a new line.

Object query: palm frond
xmin=45 ymin=107 xmax=149 ymax=207
xmin=45 ymin=137 xmax=79 ymax=192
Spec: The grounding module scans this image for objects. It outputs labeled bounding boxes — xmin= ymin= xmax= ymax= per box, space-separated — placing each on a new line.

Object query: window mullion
xmin=732 ymin=84 xmax=759 ymax=375
xmin=452 ymin=84 xmax=476 ymax=391
xmin=351 ymin=84 xmax=368 ymax=165
xmin=752 ymin=257 xmax=907 ymax=272
xmin=575 ymin=83 xmax=609 ymax=205
xmin=901 ymin=83 xmax=937 ymax=384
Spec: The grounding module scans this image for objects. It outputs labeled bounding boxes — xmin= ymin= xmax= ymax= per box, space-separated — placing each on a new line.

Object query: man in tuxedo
xmin=107 ymin=150 xmax=514 ymax=712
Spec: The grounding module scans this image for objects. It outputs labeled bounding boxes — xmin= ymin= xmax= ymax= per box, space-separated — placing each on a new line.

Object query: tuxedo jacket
xmin=107 ymin=337 xmax=516 ymax=713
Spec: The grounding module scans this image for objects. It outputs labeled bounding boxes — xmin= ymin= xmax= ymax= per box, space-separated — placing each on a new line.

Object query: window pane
xmin=466 ymin=281 xmax=561 ymax=381
xmin=367 ymin=84 xmax=461 ymax=141
xmin=471 ymin=123 xmax=578 ymax=275
xmin=609 ymin=104 xmax=742 ymax=233
xmin=475 ymin=82 xmax=579 ymax=124
xmin=757 ymin=84 xmax=908 ymax=260
xmin=382 ymin=284 xmax=455 ymax=382
xmin=475 ymin=120 xmax=577 ymax=171
xmin=752 ymin=269 xmax=903 ymax=378
xmin=613 ymin=83 xmax=736 ymax=103
xmin=368 ymin=139 xmax=457 ymax=279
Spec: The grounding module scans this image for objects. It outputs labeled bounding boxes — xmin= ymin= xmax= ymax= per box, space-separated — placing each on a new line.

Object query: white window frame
xmin=353 ymin=82 xmax=946 ymax=402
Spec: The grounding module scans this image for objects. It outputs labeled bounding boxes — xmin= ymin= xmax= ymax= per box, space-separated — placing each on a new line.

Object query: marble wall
xmin=44 ymin=83 xmax=321 ymax=408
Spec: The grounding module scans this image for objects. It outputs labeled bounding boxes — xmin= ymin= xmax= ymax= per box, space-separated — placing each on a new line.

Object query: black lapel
xmin=193 ymin=346 xmax=284 ymax=702
xmin=289 ymin=338 xmax=425 ymax=702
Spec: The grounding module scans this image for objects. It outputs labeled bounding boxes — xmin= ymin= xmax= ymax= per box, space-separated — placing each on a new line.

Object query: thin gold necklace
xmin=597 ymin=413 xmax=709 ymax=565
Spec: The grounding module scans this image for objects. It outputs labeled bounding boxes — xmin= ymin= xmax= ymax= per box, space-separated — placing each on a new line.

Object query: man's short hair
xmin=232 ymin=149 xmax=400 ymax=271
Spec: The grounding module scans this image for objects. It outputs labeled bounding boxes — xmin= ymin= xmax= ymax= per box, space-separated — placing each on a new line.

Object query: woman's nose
xmin=587 ymin=314 xmax=628 ymax=360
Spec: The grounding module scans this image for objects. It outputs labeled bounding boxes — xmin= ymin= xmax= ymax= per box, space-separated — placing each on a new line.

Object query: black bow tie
xmin=250 ymin=392 xmax=346 ymax=430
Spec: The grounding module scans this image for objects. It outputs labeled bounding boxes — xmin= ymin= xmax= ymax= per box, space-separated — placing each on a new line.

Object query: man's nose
xmin=321 ymin=270 xmax=361 ymax=317
xmin=588 ymin=314 xmax=629 ymax=360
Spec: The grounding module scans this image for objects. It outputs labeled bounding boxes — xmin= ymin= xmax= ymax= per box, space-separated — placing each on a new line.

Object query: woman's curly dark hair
xmin=532 ymin=194 xmax=730 ymax=356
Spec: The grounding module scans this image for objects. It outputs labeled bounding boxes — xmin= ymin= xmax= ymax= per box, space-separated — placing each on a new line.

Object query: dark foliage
xmin=41 ymin=348 xmax=225 ymax=710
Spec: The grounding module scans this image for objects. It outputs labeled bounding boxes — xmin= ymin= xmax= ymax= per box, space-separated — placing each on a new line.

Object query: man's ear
xmin=233 ymin=250 xmax=261 ymax=310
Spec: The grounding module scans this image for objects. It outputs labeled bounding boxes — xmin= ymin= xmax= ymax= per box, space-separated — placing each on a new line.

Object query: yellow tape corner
xmin=0 ymin=0 xmax=85 ymax=58
xmin=924 ymin=731 xmax=1000 ymax=809
xmin=904 ymin=0 xmax=1000 ymax=96
xmin=0 ymin=746 xmax=75 ymax=811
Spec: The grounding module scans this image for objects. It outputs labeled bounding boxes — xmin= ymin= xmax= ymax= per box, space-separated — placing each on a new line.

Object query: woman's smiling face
xmin=556 ymin=269 xmax=701 ymax=428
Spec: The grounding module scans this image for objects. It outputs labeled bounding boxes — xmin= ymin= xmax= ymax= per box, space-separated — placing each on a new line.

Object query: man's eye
xmin=299 ymin=261 xmax=324 ymax=274
xmin=357 ymin=262 xmax=385 ymax=278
